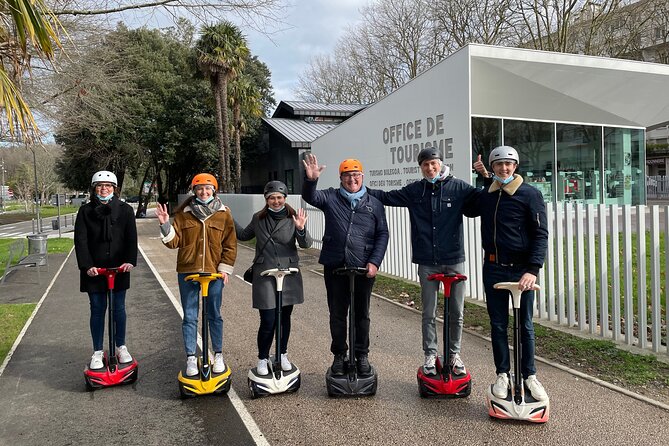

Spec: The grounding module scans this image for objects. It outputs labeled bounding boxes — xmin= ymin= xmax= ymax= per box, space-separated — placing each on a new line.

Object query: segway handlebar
xmin=427 ymin=273 xmax=467 ymax=299
xmin=333 ymin=266 xmax=369 ymax=276
xmin=493 ymin=282 xmax=541 ymax=309
xmin=261 ymin=268 xmax=299 ymax=292
xmin=185 ymin=272 xmax=224 ymax=298
xmin=96 ymin=267 xmax=121 ymax=290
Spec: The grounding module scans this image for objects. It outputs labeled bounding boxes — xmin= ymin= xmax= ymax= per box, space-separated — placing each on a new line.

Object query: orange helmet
xmin=191 ymin=173 xmax=218 ymax=191
xmin=339 ymin=159 xmax=363 ymax=175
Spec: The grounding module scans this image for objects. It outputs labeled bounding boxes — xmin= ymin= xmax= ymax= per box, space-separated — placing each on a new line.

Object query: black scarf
xmin=93 ymin=197 xmax=118 ymax=241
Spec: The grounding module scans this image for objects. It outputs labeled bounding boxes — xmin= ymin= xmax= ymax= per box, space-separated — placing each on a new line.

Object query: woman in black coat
xmin=74 ymin=170 xmax=138 ymax=370
xmin=236 ymin=181 xmax=311 ymax=376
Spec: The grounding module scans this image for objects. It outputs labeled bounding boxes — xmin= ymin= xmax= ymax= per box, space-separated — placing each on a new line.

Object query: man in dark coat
xmin=302 ymin=154 xmax=389 ymax=376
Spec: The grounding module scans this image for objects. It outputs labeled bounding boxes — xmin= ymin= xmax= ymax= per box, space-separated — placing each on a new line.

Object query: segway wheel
xmin=85 ymin=378 xmax=94 ymax=392
xmin=216 ymin=377 xmax=232 ymax=395
xmin=417 ymin=377 xmax=428 ymax=398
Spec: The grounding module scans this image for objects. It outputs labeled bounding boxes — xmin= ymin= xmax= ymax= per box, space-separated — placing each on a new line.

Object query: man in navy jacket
xmin=367 ymin=148 xmax=480 ymax=377
xmin=302 ymin=154 xmax=389 ymax=376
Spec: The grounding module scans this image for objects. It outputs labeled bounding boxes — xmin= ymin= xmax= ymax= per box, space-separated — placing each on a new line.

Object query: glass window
xmin=471 ymin=117 xmax=501 ymax=187
xmin=504 ymin=120 xmax=555 ymax=202
xmin=284 ymin=169 xmax=294 ymax=193
xmin=604 ymin=127 xmax=645 ymax=205
xmin=556 ymin=124 xmax=602 ymax=204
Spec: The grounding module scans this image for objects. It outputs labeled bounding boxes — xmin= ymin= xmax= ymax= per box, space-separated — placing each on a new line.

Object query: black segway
xmin=248 ymin=267 xmax=301 ymax=398
xmin=177 ymin=273 xmax=231 ymax=398
xmin=325 ymin=266 xmax=377 ymax=397
xmin=417 ymin=273 xmax=472 ymax=398
xmin=84 ymin=267 xmax=138 ymax=390
xmin=486 ymin=282 xmax=549 ymax=423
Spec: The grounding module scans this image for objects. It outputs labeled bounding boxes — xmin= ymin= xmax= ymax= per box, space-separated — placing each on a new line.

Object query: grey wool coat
xmin=235 ymin=209 xmax=312 ymax=310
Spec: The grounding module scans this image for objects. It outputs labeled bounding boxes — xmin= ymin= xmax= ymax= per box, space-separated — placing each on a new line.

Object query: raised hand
xmin=155 ymin=203 xmax=170 ymax=224
xmin=473 ymin=154 xmax=488 ymax=177
xmin=302 ymin=153 xmax=326 ymax=180
xmin=292 ymin=207 xmax=307 ymax=231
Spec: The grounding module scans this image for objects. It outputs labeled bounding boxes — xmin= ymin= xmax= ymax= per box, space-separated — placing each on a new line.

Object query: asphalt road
xmin=0 ymin=217 xmax=668 ymax=445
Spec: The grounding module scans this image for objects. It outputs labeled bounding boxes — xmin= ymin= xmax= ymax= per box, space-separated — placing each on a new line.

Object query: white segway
xmin=486 ymin=282 xmax=549 ymax=423
xmin=248 ymin=267 xmax=301 ymax=398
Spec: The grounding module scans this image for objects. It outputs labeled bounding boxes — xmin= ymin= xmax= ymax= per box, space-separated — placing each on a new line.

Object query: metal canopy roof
xmin=272 ymin=101 xmax=366 ymax=118
xmin=468 ymin=44 xmax=669 ymax=129
xmin=263 ymin=118 xmax=338 ymax=148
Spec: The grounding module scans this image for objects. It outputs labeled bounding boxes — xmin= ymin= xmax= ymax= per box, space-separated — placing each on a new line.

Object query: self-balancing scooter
xmin=248 ymin=267 xmax=301 ymax=398
xmin=417 ymin=273 xmax=472 ymax=398
xmin=84 ymin=267 xmax=138 ymax=390
xmin=486 ymin=282 xmax=549 ymax=423
xmin=178 ymin=273 xmax=232 ymax=398
xmin=325 ymin=266 xmax=377 ymax=397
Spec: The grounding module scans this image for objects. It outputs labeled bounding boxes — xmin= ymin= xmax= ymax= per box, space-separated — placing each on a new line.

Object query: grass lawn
xmin=0 ymin=304 xmax=36 ymax=364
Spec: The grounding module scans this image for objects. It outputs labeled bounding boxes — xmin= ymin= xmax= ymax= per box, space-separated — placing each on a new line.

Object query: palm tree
xmin=0 ymin=0 xmax=62 ymax=140
xmin=195 ymin=21 xmax=249 ymax=192
xmin=228 ymin=73 xmax=262 ymax=192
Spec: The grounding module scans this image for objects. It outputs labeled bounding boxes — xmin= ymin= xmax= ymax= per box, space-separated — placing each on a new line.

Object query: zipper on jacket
xmin=493 ymin=189 xmax=502 ymax=262
xmin=200 ymin=219 xmax=207 ymax=272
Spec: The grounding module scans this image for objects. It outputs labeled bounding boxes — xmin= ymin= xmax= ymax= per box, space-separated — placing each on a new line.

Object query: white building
xmin=311 ymin=44 xmax=669 ymax=205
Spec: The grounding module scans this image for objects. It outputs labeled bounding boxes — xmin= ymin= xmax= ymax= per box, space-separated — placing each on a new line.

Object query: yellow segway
xmin=178 ymin=273 xmax=232 ymax=398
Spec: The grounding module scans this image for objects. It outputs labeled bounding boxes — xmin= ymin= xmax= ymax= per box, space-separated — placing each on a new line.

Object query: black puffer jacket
xmin=74 ymin=196 xmax=138 ymax=293
xmin=469 ymin=175 xmax=548 ymax=274
xmin=302 ymin=178 xmax=389 ymax=268
xmin=368 ymin=176 xmax=480 ymax=265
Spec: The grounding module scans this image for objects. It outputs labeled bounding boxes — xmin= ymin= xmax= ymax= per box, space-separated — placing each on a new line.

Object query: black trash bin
xmin=52 ymin=219 xmax=59 ymax=230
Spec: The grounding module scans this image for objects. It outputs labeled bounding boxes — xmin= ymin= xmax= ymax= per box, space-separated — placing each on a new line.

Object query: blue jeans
xmin=418 ymin=263 xmax=465 ymax=356
xmin=483 ymin=262 xmax=536 ymax=378
xmin=88 ymin=290 xmax=127 ymax=351
xmin=178 ymin=273 xmax=224 ymax=356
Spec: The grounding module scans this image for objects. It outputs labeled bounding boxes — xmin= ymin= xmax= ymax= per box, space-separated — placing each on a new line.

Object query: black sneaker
xmin=356 ymin=355 xmax=372 ymax=376
xmin=331 ymin=354 xmax=345 ymax=376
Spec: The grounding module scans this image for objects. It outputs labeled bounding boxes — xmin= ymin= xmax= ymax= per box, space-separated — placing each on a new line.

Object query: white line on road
xmin=138 ymin=243 xmax=270 ymax=446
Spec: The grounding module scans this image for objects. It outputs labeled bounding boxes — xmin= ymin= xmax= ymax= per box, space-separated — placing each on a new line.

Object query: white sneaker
xmin=115 ymin=345 xmax=133 ymax=363
xmin=525 ymin=375 xmax=548 ymax=401
xmin=423 ymin=354 xmax=437 ymax=376
xmin=257 ymin=358 xmax=269 ymax=375
xmin=213 ymin=353 xmax=225 ymax=373
xmin=449 ymin=353 xmax=466 ymax=375
xmin=89 ymin=350 xmax=104 ymax=369
xmin=186 ymin=356 xmax=198 ymax=377
xmin=280 ymin=353 xmax=292 ymax=371
xmin=492 ymin=373 xmax=510 ymax=399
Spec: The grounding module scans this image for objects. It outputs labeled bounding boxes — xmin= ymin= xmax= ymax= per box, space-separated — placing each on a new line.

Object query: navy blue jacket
xmin=468 ymin=175 xmax=548 ymax=275
xmin=368 ymin=176 xmax=480 ymax=266
xmin=302 ymin=178 xmax=389 ymax=268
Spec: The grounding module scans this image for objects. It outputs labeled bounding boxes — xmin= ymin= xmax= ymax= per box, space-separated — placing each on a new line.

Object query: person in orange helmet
xmin=302 ymin=154 xmax=389 ymax=376
xmin=155 ymin=173 xmax=237 ymax=377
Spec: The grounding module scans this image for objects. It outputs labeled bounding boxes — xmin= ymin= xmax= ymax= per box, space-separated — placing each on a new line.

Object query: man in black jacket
xmin=367 ymin=148 xmax=480 ymax=377
xmin=472 ymin=146 xmax=549 ymax=401
xmin=302 ymin=154 xmax=389 ymax=376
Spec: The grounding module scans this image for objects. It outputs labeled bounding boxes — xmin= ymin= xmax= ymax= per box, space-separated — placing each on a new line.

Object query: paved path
xmin=0 ymin=217 xmax=668 ymax=445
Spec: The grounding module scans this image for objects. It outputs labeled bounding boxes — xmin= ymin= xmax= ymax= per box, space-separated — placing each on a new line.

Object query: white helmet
xmin=91 ymin=170 xmax=118 ymax=186
xmin=489 ymin=146 xmax=519 ymax=167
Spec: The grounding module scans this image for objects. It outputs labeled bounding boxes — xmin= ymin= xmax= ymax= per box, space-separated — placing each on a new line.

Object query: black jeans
xmin=323 ymin=266 xmax=375 ymax=357
xmin=257 ymin=305 xmax=294 ymax=359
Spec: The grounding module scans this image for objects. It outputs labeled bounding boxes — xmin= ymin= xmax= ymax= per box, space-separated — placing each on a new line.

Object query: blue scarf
xmin=339 ymin=185 xmax=367 ymax=209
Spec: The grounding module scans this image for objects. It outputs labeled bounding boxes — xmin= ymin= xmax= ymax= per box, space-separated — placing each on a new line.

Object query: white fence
xmin=226 ymin=194 xmax=668 ymax=356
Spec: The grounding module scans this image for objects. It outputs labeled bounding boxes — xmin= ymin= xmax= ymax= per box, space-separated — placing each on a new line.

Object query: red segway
xmin=84 ymin=267 xmax=138 ymax=390
xmin=417 ymin=273 xmax=471 ymax=398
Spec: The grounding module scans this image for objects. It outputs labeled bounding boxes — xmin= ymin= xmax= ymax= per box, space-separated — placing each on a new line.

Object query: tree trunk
xmin=212 ymin=75 xmax=227 ymax=192
xmin=234 ymin=103 xmax=242 ymax=193
xmin=220 ymin=76 xmax=231 ymax=193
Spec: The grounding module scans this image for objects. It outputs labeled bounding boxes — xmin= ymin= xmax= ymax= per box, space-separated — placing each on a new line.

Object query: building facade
xmin=311 ymin=44 xmax=669 ymax=205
